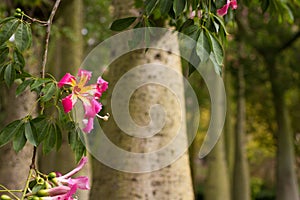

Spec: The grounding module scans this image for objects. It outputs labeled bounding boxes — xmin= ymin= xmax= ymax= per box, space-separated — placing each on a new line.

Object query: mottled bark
xmin=232 ymin=65 xmax=250 ymax=200
xmin=0 ymin=86 xmax=35 ymax=194
xmin=90 ymin=0 xmax=194 ymax=199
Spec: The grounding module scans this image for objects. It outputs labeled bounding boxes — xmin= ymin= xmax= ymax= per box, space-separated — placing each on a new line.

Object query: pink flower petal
xmin=59 ymin=157 xmax=88 ymax=179
xmin=230 ymin=0 xmax=238 ymax=9
xmin=217 ymin=3 xmax=230 ymax=16
xmin=78 ymin=69 xmax=92 ymax=87
xmin=97 ymin=77 xmax=108 ymax=92
xmin=82 ymin=117 xmax=94 ymax=133
xmin=58 ymin=73 xmax=76 ymax=88
xmin=62 ymin=94 xmax=77 ymax=113
xmin=68 ymin=176 xmax=90 ymax=190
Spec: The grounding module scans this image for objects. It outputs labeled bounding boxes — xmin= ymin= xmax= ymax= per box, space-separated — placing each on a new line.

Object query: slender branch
xmin=277 ymin=31 xmax=300 ymax=53
xmin=30 ymin=146 xmax=37 ymax=169
xmin=22 ymin=1 xmax=62 ymax=199
xmin=41 ymin=0 xmax=62 ymax=79
xmin=21 ymin=169 xmax=33 ymax=200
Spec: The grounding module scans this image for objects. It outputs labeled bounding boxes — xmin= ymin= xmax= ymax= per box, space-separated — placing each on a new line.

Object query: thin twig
xmin=22 ymin=1 xmax=62 ymax=199
xmin=41 ymin=0 xmax=62 ymax=79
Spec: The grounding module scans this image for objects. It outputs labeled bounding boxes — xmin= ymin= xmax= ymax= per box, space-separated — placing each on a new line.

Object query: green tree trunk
xmin=90 ymin=0 xmax=194 ymax=199
xmin=268 ymin=61 xmax=300 ymax=200
xmin=232 ymin=64 xmax=250 ymax=200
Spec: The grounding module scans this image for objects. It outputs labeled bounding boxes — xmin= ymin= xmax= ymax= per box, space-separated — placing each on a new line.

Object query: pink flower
xmin=39 ymin=157 xmax=89 ymax=200
xmin=58 ymin=69 xmax=108 ymax=133
xmin=55 ymin=156 xmax=90 ymax=190
xmin=38 ymin=185 xmax=77 ymax=200
xmin=217 ymin=0 xmax=238 ymax=16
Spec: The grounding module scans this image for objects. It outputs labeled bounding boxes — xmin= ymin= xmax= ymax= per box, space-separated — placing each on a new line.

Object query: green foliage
xmin=110 ymin=17 xmax=137 ymax=31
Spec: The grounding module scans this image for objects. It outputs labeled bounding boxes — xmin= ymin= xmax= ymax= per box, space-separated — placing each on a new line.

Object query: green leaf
xmin=0 ymin=120 xmax=23 ymax=147
xmin=13 ymin=124 xmax=26 ymax=152
xmin=32 ymin=184 xmax=45 ymax=194
xmin=43 ymin=124 xmax=56 ymax=154
xmin=179 ymin=19 xmax=194 ymax=32
xmin=196 ymin=30 xmax=211 ymax=63
xmin=0 ymin=17 xmax=16 ymax=25
xmin=75 ymin=129 xmax=86 ymax=163
xmin=0 ymin=47 xmax=9 ymax=63
xmin=4 ymin=63 xmax=16 ymax=86
xmin=68 ymin=129 xmax=77 ymax=151
xmin=261 ymin=0 xmax=269 ymax=13
xmin=188 ymin=48 xmax=200 ymax=76
xmin=25 ymin=121 xmax=38 ymax=146
xmin=208 ymin=32 xmax=224 ymax=65
xmin=213 ymin=15 xmax=229 ymax=35
xmin=30 ymin=78 xmax=52 ymax=91
xmin=15 ymin=22 xmax=32 ymax=51
xmin=181 ymin=25 xmax=200 ymax=40
xmin=13 ymin=49 xmax=25 ymax=70
xmin=0 ymin=19 xmax=20 ymax=44
xmin=37 ymin=122 xmax=49 ymax=144
xmin=16 ymin=79 xmax=34 ymax=96
xmin=173 ymin=0 xmax=186 ymax=17
xmin=145 ymin=0 xmax=159 ymax=15
xmin=159 ymin=0 xmax=173 ymax=15
xmin=209 ymin=53 xmax=222 ymax=75
xmin=41 ymin=82 xmax=57 ymax=102
xmin=31 ymin=116 xmax=48 ymax=144
xmin=110 ymin=17 xmax=137 ymax=31
xmin=55 ymin=124 xmax=62 ymax=151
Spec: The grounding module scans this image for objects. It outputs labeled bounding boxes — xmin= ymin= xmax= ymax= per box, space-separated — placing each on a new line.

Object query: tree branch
xmin=41 ymin=0 xmax=62 ymax=79
xmin=277 ymin=31 xmax=300 ymax=53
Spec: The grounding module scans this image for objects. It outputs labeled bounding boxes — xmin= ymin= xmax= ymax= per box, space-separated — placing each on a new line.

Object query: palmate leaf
xmin=0 ymin=18 xmax=20 ymax=44
xmin=15 ymin=22 xmax=32 ymax=51
xmin=159 ymin=0 xmax=173 ymax=15
xmin=145 ymin=0 xmax=159 ymax=15
xmin=43 ymin=123 xmax=56 ymax=154
xmin=0 ymin=46 xmax=9 ymax=63
xmin=16 ymin=79 xmax=34 ymax=96
xmin=0 ymin=120 xmax=23 ymax=148
xmin=25 ymin=121 xmax=38 ymax=146
xmin=110 ymin=17 xmax=137 ymax=31
xmin=13 ymin=123 xmax=26 ymax=152
xmin=4 ymin=63 xmax=16 ymax=86
xmin=173 ymin=0 xmax=186 ymax=17
xmin=196 ymin=29 xmax=211 ymax=63
xmin=208 ymin=32 xmax=224 ymax=65
xmin=41 ymin=82 xmax=57 ymax=102
xmin=13 ymin=48 xmax=25 ymax=71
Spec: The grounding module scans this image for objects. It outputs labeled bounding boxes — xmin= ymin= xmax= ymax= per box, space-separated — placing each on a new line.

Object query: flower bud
xmin=36 ymin=177 xmax=45 ymax=185
xmin=48 ymin=172 xmax=56 ymax=179
xmin=0 ymin=195 xmax=12 ymax=200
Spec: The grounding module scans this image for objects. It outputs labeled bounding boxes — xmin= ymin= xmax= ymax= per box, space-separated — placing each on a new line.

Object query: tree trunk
xmin=224 ymin=66 xmax=235 ymax=182
xmin=204 ymin=64 xmax=230 ymax=200
xmin=90 ymin=1 xmax=194 ymax=199
xmin=0 ymin=86 xmax=35 ymax=195
xmin=268 ymin=61 xmax=300 ymax=200
xmin=232 ymin=64 xmax=250 ymax=200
